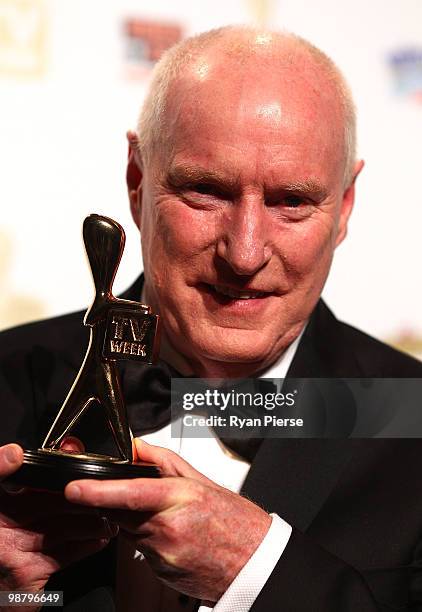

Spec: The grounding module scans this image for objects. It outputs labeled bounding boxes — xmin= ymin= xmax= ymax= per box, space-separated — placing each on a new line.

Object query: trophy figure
xmin=10 ymin=214 xmax=160 ymax=490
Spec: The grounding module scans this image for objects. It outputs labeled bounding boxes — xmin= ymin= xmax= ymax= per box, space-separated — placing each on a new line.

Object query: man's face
xmin=130 ymin=55 xmax=359 ymax=376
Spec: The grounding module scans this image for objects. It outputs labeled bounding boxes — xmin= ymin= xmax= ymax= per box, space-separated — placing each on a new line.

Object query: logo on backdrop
xmin=388 ymin=47 xmax=422 ymax=104
xmin=122 ymin=18 xmax=182 ymax=80
xmin=0 ymin=0 xmax=47 ymax=78
xmin=244 ymin=0 xmax=275 ymax=26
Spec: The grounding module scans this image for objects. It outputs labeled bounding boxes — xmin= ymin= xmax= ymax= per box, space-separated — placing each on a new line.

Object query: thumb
xmin=134 ymin=438 xmax=216 ymax=486
xmin=0 ymin=444 xmax=24 ymax=480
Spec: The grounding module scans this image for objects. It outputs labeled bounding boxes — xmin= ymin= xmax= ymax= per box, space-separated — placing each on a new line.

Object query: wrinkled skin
xmin=0 ymin=440 xmax=117 ymax=612
xmin=127 ymin=47 xmax=363 ymax=378
xmin=65 ymin=439 xmax=271 ymax=602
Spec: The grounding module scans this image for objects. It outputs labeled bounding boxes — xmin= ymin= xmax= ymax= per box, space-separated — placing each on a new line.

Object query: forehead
xmin=160 ymin=53 xmax=346 ymax=186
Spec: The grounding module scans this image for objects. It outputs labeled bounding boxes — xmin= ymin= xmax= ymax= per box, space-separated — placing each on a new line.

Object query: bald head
xmin=136 ymin=26 xmax=357 ymax=188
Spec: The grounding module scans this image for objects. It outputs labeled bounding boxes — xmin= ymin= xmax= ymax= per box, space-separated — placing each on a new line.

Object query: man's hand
xmin=64 ymin=440 xmax=271 ymax=602
xmin=0 ymin=441 xmax=118 ymax=608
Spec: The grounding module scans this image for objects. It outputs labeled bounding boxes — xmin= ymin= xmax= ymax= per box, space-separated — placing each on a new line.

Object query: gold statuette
xmin=10 ymin=214 xmax=160 ymax=490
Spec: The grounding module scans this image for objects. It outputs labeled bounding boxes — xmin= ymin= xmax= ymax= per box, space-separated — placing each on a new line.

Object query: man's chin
xmin=189 ymin=335 xmax=280 ymax=370
xmin=164 ymin=321 xmax=287 ymax=375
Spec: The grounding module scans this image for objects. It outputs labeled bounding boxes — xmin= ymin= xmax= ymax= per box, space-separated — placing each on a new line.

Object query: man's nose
xmin=216 ymin=198 xmax=272 ymax=276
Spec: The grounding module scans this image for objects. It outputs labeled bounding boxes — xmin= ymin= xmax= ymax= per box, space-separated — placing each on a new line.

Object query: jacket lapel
xmin=287 ymin=300 xmax=363 ymax=379
xmin=241 ymin=300 xmax=363 ymax=531
xmin=241 ymin=438 xmax=356 ymax=532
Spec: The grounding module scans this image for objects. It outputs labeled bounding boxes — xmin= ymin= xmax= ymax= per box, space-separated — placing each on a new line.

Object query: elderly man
xmin=1 ymin=26 xmax=422 ymax=612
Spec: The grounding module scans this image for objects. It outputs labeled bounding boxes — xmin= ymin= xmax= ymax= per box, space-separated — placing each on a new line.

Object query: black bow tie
xmin=122 ymin=360 xmax=177 ymax=436
xmin=121 ymin=360 xmax=264 ymax=462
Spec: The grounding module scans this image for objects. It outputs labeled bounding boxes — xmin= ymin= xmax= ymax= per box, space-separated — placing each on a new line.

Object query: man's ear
xmin=126 ymin=131 xmax=143 ymax=230
xmin=335 ymin=159 xmax=364 ymax=247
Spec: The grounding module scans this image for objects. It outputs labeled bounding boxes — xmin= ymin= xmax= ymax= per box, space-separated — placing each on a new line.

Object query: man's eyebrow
xmin=167 ymin=165 xmax=240 ymax=190
xmin=272 ymin=179 xmax=329 ymax=200
xmin=167 ymin=168 xmax=329 ymax=199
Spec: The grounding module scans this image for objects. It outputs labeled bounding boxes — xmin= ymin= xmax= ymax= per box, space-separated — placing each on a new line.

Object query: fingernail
xmin=5 ymin=446 xmax=18 ymax=464
xmin=67 ymin=484 xmax=81 ymax=501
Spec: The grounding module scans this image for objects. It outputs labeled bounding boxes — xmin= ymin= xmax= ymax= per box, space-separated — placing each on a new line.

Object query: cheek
xmin=280 ymin=219 xmax=337 ymax=279
xmin=150 ymin=201 xmax=217 ymax=261
xmin=141 ymin=200 xmax=218 ymax=295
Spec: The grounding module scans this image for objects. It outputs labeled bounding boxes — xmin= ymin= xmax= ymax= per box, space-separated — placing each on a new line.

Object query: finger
xmin=65 ymin=477 xmax=180 ymax=511
xmin=60 ymin=436 xmax=85 ymax=453
xmin=135 ymin=439 xmax=214 ymax=485
xmin=0 ymin=444 xmax=24 ymax=480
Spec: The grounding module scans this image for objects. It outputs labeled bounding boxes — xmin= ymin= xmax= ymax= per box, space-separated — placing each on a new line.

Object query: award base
xmin=8 ymin=449 xmax=160 ymax=492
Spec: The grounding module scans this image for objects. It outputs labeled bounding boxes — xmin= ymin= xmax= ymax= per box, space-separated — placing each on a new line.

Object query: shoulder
xmin=0 ymin=310 xmax=86 ymax=358
xmin=339 ymin=319 xmax=422 ymax=377
xmin=0 ymin=311 xmax=89 ymax=446
xmin=297 ymin=300 xmax=422 ymax=378
xmin=0 ymin=276 xmax=144 ymax=360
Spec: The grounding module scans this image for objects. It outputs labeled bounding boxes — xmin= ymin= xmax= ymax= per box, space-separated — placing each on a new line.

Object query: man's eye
xmin=266 ymin=193 xmax=315 ymax=221
xmin=266 ymin=194 xmax=307 ymax=208
xmin=284 ymin=195 xmax=304 ymax=208
xmin=191 ymin=183 xmax=225 ymax=197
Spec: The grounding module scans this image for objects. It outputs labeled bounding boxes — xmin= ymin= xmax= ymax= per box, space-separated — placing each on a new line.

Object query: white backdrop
xmin=1 ymin=0 xmax=421 ymax=354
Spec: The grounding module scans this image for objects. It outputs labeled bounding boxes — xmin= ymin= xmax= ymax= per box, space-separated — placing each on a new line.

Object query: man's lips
xmin=199 ymin=283 xmax=275 ymax=303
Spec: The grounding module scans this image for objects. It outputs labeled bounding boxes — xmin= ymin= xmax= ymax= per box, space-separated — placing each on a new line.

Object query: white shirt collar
xmin=258 ymin=327 xmax=305 ymax=379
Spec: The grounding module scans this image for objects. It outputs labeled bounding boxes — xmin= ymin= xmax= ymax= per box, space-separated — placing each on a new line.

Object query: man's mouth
xmin=212 ymin=284 xmax=267 ymax=299
xmin=199 ymin=283 xmax=272 ymax=303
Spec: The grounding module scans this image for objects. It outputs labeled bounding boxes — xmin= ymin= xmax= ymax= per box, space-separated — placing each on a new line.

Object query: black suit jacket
xmin=1 ymin=278 xmax=422 ymax=611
